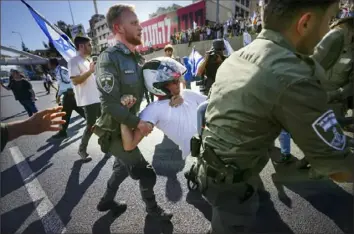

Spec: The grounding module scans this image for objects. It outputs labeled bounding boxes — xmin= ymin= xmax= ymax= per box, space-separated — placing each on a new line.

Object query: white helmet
xmin=143 ymin=57 xmax=187 ymax=96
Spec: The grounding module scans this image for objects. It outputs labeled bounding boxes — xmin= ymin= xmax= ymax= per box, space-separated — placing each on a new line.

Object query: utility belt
xmin=186 ymin=135 xmax=251 ymax=193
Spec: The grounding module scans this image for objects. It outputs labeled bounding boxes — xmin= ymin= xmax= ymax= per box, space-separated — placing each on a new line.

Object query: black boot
xmin=146 ymin=205 xmax=173 ymax=221
xmin=97 ymin=200 xmax=127 ymax=216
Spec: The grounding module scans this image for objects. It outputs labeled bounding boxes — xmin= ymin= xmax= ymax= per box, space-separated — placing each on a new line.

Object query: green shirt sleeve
xmin=274 ymin=78 xmax=353 ymax=176
xmin=1 ymin=123 xmax=9 ymax=152
xmin=96 ymin=51 xmax=140 ymax=128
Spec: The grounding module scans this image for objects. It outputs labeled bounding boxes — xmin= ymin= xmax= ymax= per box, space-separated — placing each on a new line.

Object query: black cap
xmin=212 ymin=39 xmax=225 ymax=51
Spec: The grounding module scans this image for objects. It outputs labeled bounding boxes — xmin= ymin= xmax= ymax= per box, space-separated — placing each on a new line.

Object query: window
xmin=236 ymin=6 xmax=240 ymax=13
xmin=246 ymin=0 xmax=250 ymax=7
xmin=241 ymin=0 xmax=244 ymax=5
xmin=241 ymin=9 xmax=244 ymax=17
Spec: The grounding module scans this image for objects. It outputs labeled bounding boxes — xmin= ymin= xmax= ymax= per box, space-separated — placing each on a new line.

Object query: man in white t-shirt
xmin=119 ymin=57 xmax=207 ymax=159
xmin=68 ymin=36 xmax=101 ymax=161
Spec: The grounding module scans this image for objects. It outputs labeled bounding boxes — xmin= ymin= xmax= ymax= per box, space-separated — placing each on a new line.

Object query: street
xmin=1 ymin=81 xmax=353 ymax=234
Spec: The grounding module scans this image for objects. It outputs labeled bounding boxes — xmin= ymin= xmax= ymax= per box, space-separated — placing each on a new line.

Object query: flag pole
xmin=21 ymin=0 xmax=75 ymax=48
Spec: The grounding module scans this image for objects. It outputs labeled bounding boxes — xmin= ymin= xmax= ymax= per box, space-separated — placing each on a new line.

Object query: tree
xmin=56 ymin=20 xmax=72 ymax=39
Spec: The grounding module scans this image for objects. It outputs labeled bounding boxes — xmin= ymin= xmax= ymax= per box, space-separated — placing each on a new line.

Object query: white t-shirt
xmin=68 ymin=54 xmax=100 ymax=107
xmin=139 ymin=90 xmax=207 ymax=159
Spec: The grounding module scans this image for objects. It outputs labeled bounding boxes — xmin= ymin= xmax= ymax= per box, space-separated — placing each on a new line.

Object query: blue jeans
xmin=279 ymin=130 xmax=291 ymax=155
xmin=19 ymin=99 xmax=38 ymax=117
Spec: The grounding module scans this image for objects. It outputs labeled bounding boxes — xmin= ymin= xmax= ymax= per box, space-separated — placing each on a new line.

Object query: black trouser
xmin=79 ymin=103 xmax=101 ymax=153
xmin=61 ymin=90 xmax=85 ymax=133
xmin=100 ymin=135 xmax=158 ymax=209
xmin=44 ymin=82 xmax=49 ymax=92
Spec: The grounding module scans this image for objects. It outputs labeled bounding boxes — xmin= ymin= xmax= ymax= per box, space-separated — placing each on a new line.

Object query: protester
xmin=69 ymin=36 xmax=101 ymax=161
xmin=0 ymin=69 xmax=38 ymax=117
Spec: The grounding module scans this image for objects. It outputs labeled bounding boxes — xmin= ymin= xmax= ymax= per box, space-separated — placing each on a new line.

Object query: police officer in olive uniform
xmin=94 ymin=4 xmax=172 ymax=220
xmin=193 ymin=1 xmax=353 ymax=233
xmin=321 ymin=14 xmax=353 ymax=124
xmin=296 ymin=10 xmax=354 ymax=171
xmin=196 ymin=39 xmax=227 ymax=95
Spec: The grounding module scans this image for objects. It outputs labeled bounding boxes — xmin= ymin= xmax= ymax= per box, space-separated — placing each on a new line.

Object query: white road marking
xmin=9 ymin=146 xmax=67 ymax=233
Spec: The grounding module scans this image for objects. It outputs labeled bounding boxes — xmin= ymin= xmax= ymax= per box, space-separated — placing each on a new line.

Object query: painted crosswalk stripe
xmin=9 ymin=146 xmax=67 ymax=233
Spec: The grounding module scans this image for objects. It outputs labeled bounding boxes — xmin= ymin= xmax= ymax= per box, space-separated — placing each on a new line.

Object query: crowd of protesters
xmin=170 ymin=15 xmax=262 ymax=47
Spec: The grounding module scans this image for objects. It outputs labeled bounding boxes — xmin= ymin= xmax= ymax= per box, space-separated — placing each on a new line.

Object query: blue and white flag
xmin=21 ymin=0 xmax=76 ymax=62
xmin=188 ymin=47 xmax=204 ymax=77
xmin=243 ymin=31 xmax=252 ymax=47
xmin=223 ymin=38 xmax=234 ymax=56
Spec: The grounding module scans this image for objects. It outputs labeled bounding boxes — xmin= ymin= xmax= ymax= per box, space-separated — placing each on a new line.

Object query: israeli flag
xmin=189 ymin=47 xmax=204 ymax=77
xmin=243 ymin=31 xmax=252 ymax=47
xmin=223 ymin=38 xmax=234 ymax=56
xmin=21 ymin=0 xmax=76 ymax=62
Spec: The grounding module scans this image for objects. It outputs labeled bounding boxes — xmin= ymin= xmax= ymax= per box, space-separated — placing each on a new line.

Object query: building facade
xmin=88 ymin=14 xmax=105 ymax=54
xmin=94 ymin=18 xmax=112 ymax=53
xmin=194 ymin=0 xmax=259 ymax=23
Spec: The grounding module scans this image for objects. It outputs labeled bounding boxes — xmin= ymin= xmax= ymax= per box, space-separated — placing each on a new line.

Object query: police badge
xmin=98 ymin=73 xmax=114 ymax=93
xmin=312 ymin=110 xmax=346 ymax=150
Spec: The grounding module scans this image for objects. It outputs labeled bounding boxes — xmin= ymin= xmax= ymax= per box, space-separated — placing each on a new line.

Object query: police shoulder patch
xmin=312 ymin=110 xmax=346 ymax=150
xmin=98 ymin=73 xmax=115 ymax=93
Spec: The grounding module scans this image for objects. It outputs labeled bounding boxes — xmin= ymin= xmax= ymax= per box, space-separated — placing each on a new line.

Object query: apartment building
xmin=88 ymin=14 xmax=105 ymax=54
xmin=94 ymin=18 xmax=112 ymax=53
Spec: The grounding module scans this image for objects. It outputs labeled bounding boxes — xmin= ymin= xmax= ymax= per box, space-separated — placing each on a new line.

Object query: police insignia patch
xmin=312 ymin=110 xmax=346 ymax=150
xmin=98 ymin=73 xmax=114 ymax=93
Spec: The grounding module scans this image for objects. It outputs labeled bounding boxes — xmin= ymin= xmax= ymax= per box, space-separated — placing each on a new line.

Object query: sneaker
xmin=78 ymin=151 xmax=92 ymax=162
xmin=52 ymin=131 xmax=68 ymax=139
xmin=146 ymin=205 xmax=173 ymax=221
xmin=273 ymin=154 xmax=292 ymax=164
xmin=97 ymin=200 xmax=127 ymax=215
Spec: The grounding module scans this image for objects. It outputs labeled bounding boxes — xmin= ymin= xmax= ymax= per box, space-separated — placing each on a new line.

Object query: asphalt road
xmin=1 ymin=81 xmax=353 ymax=234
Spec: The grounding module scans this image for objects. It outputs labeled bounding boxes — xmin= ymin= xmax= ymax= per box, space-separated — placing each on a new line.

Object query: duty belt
xmin=202 ymin=145 xmax=251 ymax=184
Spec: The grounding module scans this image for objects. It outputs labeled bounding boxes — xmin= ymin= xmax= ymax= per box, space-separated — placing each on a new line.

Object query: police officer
xmin=94 ymin=4 xmax=172 ymax=220
xmin=196 ymin=39 xmax=227 ymax=95
xmin=296 ymin=8 xmax=354 ymax=171
xmin=196 ymin=1 xmax=353 ymax=233
xmin=48 ymin=58 xmax=86 ymax=139
xmin=321 ymin=13 xmax=353 ymax=125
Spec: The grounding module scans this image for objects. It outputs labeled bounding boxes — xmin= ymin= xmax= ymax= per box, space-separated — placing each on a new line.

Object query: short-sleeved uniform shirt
xmin=203 ymin=29 xmax=353 ymax=177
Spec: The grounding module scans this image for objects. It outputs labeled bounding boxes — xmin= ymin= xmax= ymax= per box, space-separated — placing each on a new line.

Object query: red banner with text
xmin=137 ymin=0 xmax=205 ymax=52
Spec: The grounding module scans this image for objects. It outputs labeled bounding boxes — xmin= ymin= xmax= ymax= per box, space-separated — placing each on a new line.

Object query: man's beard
xmin=127 ymin=34 xmax=142 ymax=46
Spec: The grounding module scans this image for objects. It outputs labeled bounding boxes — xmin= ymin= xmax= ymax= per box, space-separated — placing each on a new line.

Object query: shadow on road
xmin=92 ymin=210 xmax=125 ymax=234
xmin=1 ymin=111 xmax=27 ymax=121
xmin=144 ymin=216 xmax=173 ymax=234
xmin=270 ymin=147 xmax=353 ymax=234
xmin=152 ymin=135 xmax=185 ymax=203
xmin=252 ymin=177 xmax=294 ymax=233
xmin=1 ymin=120 xmax=84 ymax=198
xmin=22 ymin=156 xmax=109 ymax=233
xmin=186 ymin=190 xmax=212 ymax=221
xmin=1 ymin=198 xmax=45 ymax=234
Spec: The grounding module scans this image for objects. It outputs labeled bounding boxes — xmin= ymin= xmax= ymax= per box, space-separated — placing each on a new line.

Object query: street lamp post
xmin=12 ymin=31 xmax=24 ymax=44
xmin=11 ymin=31 xmax=35 ymax=72
xmin=68 ymin=0 xmax=75 ymax=25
